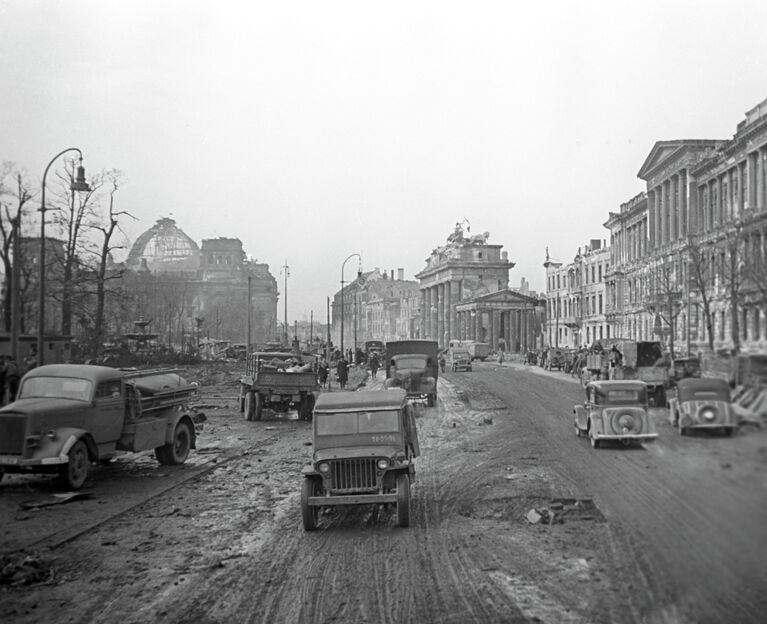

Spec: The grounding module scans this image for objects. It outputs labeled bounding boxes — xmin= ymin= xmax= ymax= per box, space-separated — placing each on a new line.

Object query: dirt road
xmin=1 ymin=362 xmax=766 ymax=624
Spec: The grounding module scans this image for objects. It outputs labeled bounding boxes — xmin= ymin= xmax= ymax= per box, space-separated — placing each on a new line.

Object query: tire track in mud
xmin=481 ymin=365 xmax=767 ymax=624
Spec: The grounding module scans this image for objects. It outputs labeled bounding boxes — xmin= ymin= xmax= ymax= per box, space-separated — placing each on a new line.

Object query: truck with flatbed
xmin=239 ymin=351 xmax=318 ymax=421
xmin=0 ymin=364 xmax=200 ymax=489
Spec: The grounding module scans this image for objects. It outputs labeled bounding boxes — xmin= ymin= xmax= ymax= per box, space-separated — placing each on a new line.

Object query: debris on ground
xmin=19 ymin=492 xmax=92 ymax=511
xmin=0 ymin=553 xmax=54 ymax=586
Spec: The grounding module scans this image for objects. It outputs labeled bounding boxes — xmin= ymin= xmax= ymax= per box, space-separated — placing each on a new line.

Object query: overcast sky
xmin=2 ymin=0 xmax=766 ymax=324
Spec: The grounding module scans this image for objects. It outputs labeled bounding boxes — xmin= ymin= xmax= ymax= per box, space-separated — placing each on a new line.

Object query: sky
xmin=1 ymin=0 xmax=766 ymax=324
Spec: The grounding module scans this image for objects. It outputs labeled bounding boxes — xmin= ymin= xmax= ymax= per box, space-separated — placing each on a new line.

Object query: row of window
xmin=548 ymin=262 xmax=609 ymax=292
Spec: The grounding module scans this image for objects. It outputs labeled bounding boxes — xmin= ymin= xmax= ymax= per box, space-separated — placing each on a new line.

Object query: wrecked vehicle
xmin=384 ymin=340 xmax=439 ymax=407
xmin=0 ymin=364 xmax=199 ymax=489
xmin=668 ymin=377 xmax=735 ymax=436
xmin=573 ymin=380 xmax=658 ymax=448
xmin=301 ymin=388 xmax=420 ymax=530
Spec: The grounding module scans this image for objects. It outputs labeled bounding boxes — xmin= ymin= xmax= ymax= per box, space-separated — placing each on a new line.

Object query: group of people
xmin=315 ymin=351 xmax=382 ymax=391
xmin=0 ymin=351 xmax=36 ymax=406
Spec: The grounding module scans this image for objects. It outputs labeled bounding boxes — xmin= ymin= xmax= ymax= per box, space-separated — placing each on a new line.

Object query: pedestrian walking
xmin=318 ymin=357 xmax=329 ymax=388
xmin=336 ymin=356 xmax=349 ymax=390
xmin=498 ymin=350 xmax=504 ymax=366
xmin=4 ymin=356 xmax=20 ymax=403
xmin=438 ymin=352 xmax=446 ymax=373
xmin=369 ymin=353 xmax=379 ymax=379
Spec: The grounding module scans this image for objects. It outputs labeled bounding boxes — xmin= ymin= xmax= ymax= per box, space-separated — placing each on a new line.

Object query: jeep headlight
xmin=701 ymin=408 xmax=716 ymax=421
xmin=376 ymin=458 xmax=389 ymax=470
xmin=317 ymin=462 xmax=330 ymax=473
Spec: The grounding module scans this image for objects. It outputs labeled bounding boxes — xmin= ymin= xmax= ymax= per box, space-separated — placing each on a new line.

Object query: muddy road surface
xmin=1 ymin=362 xmax=766 ymax=624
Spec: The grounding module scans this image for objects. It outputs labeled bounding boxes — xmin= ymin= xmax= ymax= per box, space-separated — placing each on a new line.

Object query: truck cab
xmin=384 ymin=340 xmax=439 ymax=407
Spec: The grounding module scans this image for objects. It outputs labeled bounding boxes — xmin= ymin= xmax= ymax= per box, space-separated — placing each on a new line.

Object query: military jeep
xmin=301 ymin=389 xmax=419 ymax=530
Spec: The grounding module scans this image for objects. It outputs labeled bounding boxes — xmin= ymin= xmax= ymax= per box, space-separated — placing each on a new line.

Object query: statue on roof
xmin=447 ymin=222 xmax=465 ymax=245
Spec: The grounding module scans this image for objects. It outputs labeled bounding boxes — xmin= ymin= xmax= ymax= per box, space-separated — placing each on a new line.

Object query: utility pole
xmin=281 ymin=259 xmax=289 ymax=347
xmin=247 ymin=275 xmax=252 ymax=355
xmin=326 ymin=297 xmax=331 ymax=361
xmin=310 ymin=310 xmax=313 ymax=349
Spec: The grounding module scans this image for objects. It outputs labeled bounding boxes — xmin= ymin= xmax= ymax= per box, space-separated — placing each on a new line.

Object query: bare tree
xmin=720 ymin=221 xmax=747 ymax=354
xmin=0 ymin=163 xmax=34 ymax=332
xmin=645 ymin=256 xmax=683 ymax=358
xmin=77 ymin=171 xmax=135 ymax=359
xmin=686 ymin=235 xmax=716 ymax=353
xmin=47 ymin=159 xmax=101 ymax=336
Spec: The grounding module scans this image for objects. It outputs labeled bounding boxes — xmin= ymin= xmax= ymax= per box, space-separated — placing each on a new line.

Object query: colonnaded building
xmin=121 ymin=217 xmax=278 ymax=350
xmin=545 ymin=95 xmax=767 ymax=355
xmin=417 ymin=224 xmax=544 ymax=353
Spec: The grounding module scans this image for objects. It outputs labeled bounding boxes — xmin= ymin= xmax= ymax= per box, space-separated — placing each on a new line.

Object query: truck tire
xmin=58 ymin=439 xmax=90 ymax=490
xmin=396 ymin=473 xmax=411 ymax=527
xmin=254 ymin=393 xmax=264 ymax=421
xmin=427 ymin=393 xmax=435 ymax=407
xmin=155 ymin=421 xmax=192 ymax=465
xmin=301 ymin=477 xmax=320 ymax=531
xmin=244 ymin=391 xmax=255 ymax=421
xmin=238 ymin=386 xmax=245 ymax=413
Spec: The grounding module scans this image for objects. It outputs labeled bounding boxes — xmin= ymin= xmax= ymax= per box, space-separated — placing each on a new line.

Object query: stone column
xmin=424 ymin=287 xmax=431 ymax=339
xmin=419 ymin=288 xmax=426 ymax=340
xmin=473 ymin=311 xmax=480 ymax=342
xmin=449 ymin=280 xmax=459 ymax=344
xmin=648 ymin=189 xmax=656 ymax=249
xmin=437 ymin=283 xmax=445 ymax=347
xmin=488 ymin=310 xmax=497 ymax=349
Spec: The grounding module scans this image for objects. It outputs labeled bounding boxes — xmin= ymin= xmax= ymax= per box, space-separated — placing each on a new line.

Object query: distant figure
xmin=4 ymin=356 xmax=20 ymax=403
xmin=318 ymin=357 xmax=329 ymax=388
xmin=336 ymin=356 xmax=349 ymax=390
xmin=439 ymin=352 xmax=446 ymax=373
xmin=369 ymin=354 xmax=380 ymax=379
xmin=498 ymin=350 xmax=504 ymax=366
xmin=0 ymin=355 xmax=5 ymax=405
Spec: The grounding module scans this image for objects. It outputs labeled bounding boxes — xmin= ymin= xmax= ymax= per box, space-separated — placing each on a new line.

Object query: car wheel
xmin=396 ymin=473 xmax=411 ymax=528
xmin=155 ymin=420 xmax=192 ymax=465
xmin=254 ymin=393 xmax=264 ymax=421
xmin=301 ymin=477 xmax=320 ymax=531
xmin=590 ymin=434 xmax=600 ymax=449
xmin=58 ymin=439 xmax=90 ymax=490
xmin=678 ymin=422 xmax=687 ymax=436
xmin=244 ymin=390 xmax=255 ymax=421
xmin=574 ymin=423 xmax=582 ymax=437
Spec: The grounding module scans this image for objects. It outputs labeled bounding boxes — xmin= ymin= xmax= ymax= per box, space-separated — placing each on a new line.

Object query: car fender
xmin=588 ymin=411 xmax=605 ymax=436
xmin=31 ymin=427 xmax=96 ymax=464
xmin=573 ymin=405 xmax=587 ymax=431
xmin=164 ymin=411 xmax=197 ymax=449
xmin=668 ymin=398 xmax=679 ymax=424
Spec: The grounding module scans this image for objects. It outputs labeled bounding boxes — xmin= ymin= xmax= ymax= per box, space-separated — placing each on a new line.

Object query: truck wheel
xmin=254 ymin=393 xmax=263 ymax=421
xmin=396 ymin=473 xmax=411 ymax=527
xmin=58 ymin=439 xmax=90 ymax=490
xmin=155 ymin=421 xmax=192 ymax=465
xmin=238 ymin=386 xmax=245 ymax=413
xmin=427 ymin=393 xmax=435 ymax=407
xmin=301 ymin=477 xmax=320 ymax=531
xmin=244 ymin=391 xmax=255 ymax=421
xmin=302 ymin=394 xmax=315 ymax=422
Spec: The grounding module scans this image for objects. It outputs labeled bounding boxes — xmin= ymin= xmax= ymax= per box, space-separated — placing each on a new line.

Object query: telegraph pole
xmin=281 ymin=260 xmax=289 ymax=346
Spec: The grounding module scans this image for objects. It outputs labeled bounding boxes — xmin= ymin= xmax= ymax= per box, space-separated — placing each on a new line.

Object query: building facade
xmin=604 ymin=96 xmax=767 ymax=355
xmin=543 ymin=239 xmax=610 ymax=349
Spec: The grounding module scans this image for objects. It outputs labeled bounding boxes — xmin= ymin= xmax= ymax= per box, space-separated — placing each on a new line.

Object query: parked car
xmin=301 ymin=388 xmax=419 ymax=530
xmin=573 ymin=380 xmax=658 ymax=448
xmin=446 ymin=348 xmax=472 ymax=372
xmin=545 ymin=347 xmax=566 ymax=371
xmin=667 ymin=377 xmax=735 ymax=436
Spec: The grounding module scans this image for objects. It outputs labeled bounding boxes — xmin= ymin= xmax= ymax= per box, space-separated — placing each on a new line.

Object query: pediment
xmin=472 ymin=289 xmax=538 ymax=305
xmin=637 ymin=139 xmax=721 ymax=181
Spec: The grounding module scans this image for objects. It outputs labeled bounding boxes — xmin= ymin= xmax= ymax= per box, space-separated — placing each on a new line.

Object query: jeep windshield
xmin=395 ymin=356 xmax=428 ymax=369
xmin=316 ymin=410 xmax=400 ymax=435
xmin=19 ymin=376 xmax=93 ymax=401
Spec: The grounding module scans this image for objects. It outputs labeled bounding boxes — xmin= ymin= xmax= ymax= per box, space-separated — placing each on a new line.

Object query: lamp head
xmin=70 ymin=165 xmax=90 ymax=192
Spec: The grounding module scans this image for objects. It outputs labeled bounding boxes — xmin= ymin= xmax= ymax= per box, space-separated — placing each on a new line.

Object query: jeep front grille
xmin=331 ymin=458 xmax=378 ymax=493
xmin=0 ymin=414 xmax=26 ymax=455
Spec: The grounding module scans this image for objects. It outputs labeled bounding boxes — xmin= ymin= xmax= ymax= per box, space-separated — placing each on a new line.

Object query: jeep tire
xmin=301 ymin=477 xmax=320 ymax=531
xmin=396 ymin=473 xmax=411 ymax=528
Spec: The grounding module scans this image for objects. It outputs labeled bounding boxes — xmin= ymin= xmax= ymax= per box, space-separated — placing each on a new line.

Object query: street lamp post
xmin=38 ymin=148 xmax=90 ymax=365
xmin=340 ymin=253 xmax=362 ymax=359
